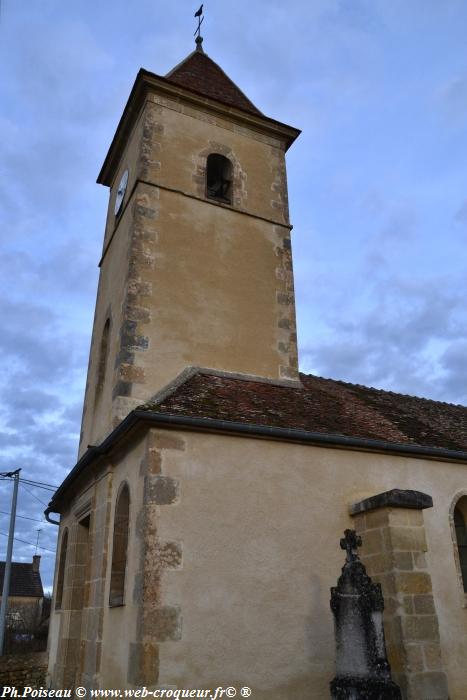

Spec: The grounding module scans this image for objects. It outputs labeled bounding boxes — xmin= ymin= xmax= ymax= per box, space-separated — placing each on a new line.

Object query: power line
xmin=0 ymin=531 xmax=55 ymax=554
xmin=20 ymin=483 xmax=48 ymax=508
xmin=0 ymin=510 xmax=47 ymax=524
xmin=0 ymin=474 xmax=57 ymax=491
xmin=22 ymin=477 xmax=57 ymax=489
xmin=19 ymin=479 xmax=56 ymax=492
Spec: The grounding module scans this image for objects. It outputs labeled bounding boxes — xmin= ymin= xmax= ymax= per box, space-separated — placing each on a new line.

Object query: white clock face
xmin=114 ymin=169 xmax=129 ymax=216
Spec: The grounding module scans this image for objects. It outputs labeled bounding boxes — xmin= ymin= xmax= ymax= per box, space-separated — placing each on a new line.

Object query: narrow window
xmin=454 ymin=504 xmax=467 ymax=592
xmin=109 ymin=484 xmax=130 ymax=607
xmin=206 ymin=153 xmax=233 ymax=204
xmin=55 ymin=529 xmax=68 ymax=610
xmin=96 ymin=318 xmax=111 ymax=399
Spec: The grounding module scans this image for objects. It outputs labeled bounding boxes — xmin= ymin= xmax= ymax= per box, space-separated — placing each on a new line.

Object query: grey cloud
xmin=5 ymin=14 xmax=114 ymax=121
xmin=0 ymin=239 xmax=99 ymax=309
xmin=454 ymin=200 xmax=467 ymax=226
xmin=438 ymin=342 xmax=467 ymax=404
xmin=378 ymin=205 xmax=417 ymax=243
xmin=301 ymin=274 xmax=467 ymax=404
xmin=0 ymin=326 xmax=79 ymax=384
xmin=61 ymin=401 xmax=84 ymax=427
xmin=442 ymin=75 xmax=467 ymax=121
xmin=5 ymin=388 xmax=57 ymax=419
xmin=362 ymin=203 xmax=419 ymax=275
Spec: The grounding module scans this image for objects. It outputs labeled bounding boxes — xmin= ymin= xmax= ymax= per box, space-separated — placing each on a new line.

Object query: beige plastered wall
xmin=156 ymin=431 xmax=467 ymax=699
xmin=98 ymin=434 xmax=146 ymax=687
xmin=51 ymin=427 xmax=467 ymax=698
xmin=79 ymin=92 xmax=298 ymax=456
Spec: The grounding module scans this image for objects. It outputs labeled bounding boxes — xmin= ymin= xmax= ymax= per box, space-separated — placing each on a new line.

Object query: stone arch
xmin=449 ymin=491 xmax=467 ymax=597
xmin=96 ymin=316 xmax=111 ymax=397
xmin=109 ymin=481 xmax=130 ymax=606
xmin=206 ymin=153 xmax=233 ymax=203
xmin=193 ymin=143 xmax=247 ymax=209
xmin=55 ymin=528 xmax=68 ymax=610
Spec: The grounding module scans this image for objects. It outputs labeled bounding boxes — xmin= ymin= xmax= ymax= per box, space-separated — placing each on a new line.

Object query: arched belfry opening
xmin=206 ymin=153 xmax=233 ymax=204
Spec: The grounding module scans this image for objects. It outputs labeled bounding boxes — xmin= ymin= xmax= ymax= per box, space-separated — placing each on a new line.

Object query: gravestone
xmin=330 ymin=529 xmax=402 ymax=699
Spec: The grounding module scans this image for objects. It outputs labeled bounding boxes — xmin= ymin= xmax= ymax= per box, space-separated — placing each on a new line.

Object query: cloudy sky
xmin=1 ymin=1 xmax=467 ymax=589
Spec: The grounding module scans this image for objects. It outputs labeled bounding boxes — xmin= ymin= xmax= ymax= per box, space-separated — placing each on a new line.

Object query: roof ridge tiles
xmin=300 ymin=372 xmax=466 ymax=410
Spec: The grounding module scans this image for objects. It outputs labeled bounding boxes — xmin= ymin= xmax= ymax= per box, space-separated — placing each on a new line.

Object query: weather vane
xmin=194 ymin=4 xmax=204 ymax=51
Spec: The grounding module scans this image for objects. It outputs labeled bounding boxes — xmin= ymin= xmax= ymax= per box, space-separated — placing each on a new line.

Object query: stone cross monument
xmin=330 ymin=529 xmax=402 ymax=699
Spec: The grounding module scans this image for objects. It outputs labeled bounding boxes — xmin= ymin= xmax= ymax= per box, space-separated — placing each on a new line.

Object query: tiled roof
xmin=48 ymin=369 xmax=467 ymax=511
xmin=0 ymin=562 xmax=44 ymax=598
xmin=166 ymin=50 xmax=262 ymax=116
xmin=139 ymin=371 xmax=467 ymax=452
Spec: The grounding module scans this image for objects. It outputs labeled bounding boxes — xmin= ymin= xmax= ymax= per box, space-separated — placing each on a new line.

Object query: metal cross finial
xmin=194 ymin=4 xmax=204 ymax=51
xmin=340 ymin=529 xmax=362 ymax=563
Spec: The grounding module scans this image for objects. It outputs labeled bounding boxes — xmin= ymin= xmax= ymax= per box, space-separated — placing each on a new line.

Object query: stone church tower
xmin=47 ymin=38 xmax=467 ymax=700
xmin=79 ymin=42 xmax=300 ymax=456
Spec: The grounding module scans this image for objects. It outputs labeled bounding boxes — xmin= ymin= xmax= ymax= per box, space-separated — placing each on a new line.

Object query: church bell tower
xmin=79 ymin=41 xmax=301 ymax=455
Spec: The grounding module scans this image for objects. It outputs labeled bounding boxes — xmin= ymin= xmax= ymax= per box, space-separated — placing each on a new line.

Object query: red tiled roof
xmin=49 ymin=369 xmax=467 ymax=511
xmin=0 ymin=562 xmax=43 ymax=598
xmin=166 ymin=50 xmax=262 ymax=116
xmin=139 ymin=371 xmax=467 ymax=452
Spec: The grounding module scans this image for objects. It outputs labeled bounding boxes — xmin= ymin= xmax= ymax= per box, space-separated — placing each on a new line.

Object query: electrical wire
xmin=0 ymin=510 xmax=47 ymax=524
xmin=21 ymin=477 xmax=57 ymax=489
xmin=20 ymin=483 xmax=49 ymax=508
xmin=0 ymin=531 xmax=55 ymax=553
xmin=19 ymin=479 xmax=56 ymax=492
xmin=0 ymin=475 xmax=57 ymax=560
xmin=0 ymin=474 xmax=57 ymax=491
xmin=0 ymin=472 xmax=58 ymax=488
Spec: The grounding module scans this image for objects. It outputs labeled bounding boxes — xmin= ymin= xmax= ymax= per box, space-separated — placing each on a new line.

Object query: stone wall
xmin=0 ymin=651 xmax=47 ymax=689
xmin=351 ymin=490 xmax=449 ymax=699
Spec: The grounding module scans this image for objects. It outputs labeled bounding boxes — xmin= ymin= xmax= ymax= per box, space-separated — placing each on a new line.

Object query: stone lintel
xmin=350 ymin=489 xmax=433 ymax=516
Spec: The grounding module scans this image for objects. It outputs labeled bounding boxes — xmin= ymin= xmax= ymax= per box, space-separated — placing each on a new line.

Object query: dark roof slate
xmin=166 ymin=50 xmax=262 ymax=116
xmin=0 ymin=562 xmax=44 ymax=598
xmin=139 ymin=371 xmax=467 ymax=452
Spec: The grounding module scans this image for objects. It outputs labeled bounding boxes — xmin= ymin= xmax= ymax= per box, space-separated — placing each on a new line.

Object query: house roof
xmin=0 ymin=562 xmax=44 ymax=598
xmin=165 ymin=49 xmax=262 ymax=116
xmin=138 ymin=370 xmax=467 ymax=452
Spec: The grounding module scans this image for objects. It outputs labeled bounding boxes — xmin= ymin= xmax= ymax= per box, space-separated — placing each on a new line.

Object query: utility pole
xmin=0 ymin=469 xmax=21 ymax=655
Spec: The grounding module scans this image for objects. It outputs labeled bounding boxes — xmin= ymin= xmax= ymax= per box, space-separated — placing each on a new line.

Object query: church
xmin=45 ymin=33 xmax=467 ymax=699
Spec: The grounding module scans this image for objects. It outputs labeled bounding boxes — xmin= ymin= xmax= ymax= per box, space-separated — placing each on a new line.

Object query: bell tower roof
xmin=97 ymin=50 xmax=300 ymax=187
xmin=165 ymin=49 xmax=262 ymax=116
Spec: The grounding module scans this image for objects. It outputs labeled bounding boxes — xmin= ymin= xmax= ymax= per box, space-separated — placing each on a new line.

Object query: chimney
xmin=32 ymin=555 xmax=41 ymax=572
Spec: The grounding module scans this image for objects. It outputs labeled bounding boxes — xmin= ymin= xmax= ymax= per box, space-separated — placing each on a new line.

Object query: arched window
xmin=109 ymin=484 xmax=130 ymax=607
xmin=206 ymin=153 xmax=233 ymax=204
xmin=454 ymin=501 xmax=467 ymax=592
xmin=96 ymin=318 xmax=111 ymax=400
xmin=55 ymin=529 xmax=68 ymax=610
